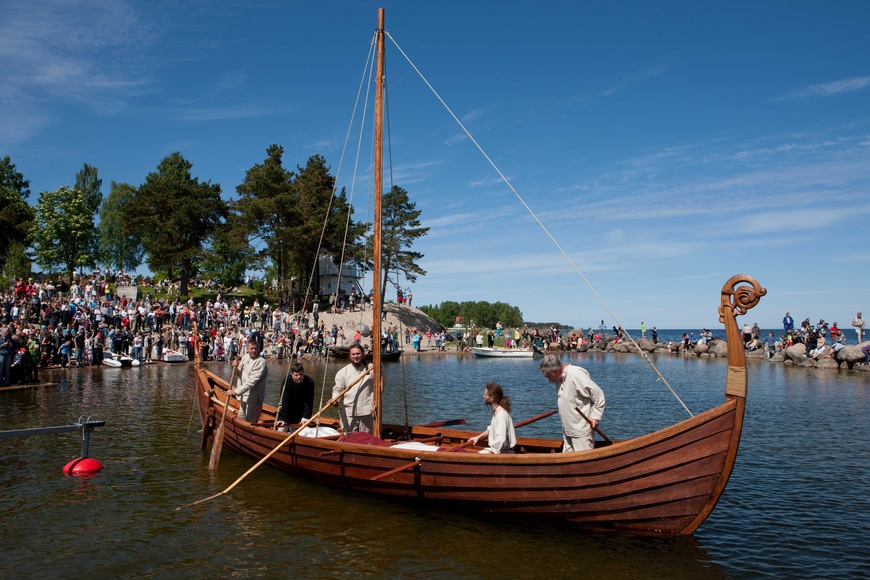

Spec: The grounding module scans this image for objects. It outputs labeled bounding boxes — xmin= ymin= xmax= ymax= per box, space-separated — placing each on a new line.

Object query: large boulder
xmin=694 ymin=343 xmax=709 ymax=354
xmin=746 ymin=349 xmax=765 ymax=359
xmin=836 ymin=345 xmax=866 ymax=369
xmin=709 ymin=340 xmax=729 ymax=357
xmin=767 ymin=354 xmax=785 ymax=363
xmin=785 ymin=344 xmax=807 ymax=363
xmin=576 ymin=344 xmax=588 ymax=353
xmin=800 ymin=359 xmax=817 ymax=367
xmin=612 ymin=343 xmax=629 ymax=353
xmin=815 ymin=358 xmax=839 ymax=369
xmin=638 ymin=339 xmax=656 ymax=353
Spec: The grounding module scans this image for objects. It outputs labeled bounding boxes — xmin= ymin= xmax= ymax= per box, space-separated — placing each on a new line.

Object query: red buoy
xmin=63 ymin=457 xmax=104 ymax=475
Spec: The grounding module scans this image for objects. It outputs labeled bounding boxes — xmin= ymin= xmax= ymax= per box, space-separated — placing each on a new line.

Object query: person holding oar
xmin=539 ymin=354 xmax=605 ymax=452
xmin=227 ymin=338 xmax=268 ymax=424
xmin=331 ymin=343 xmax=373 ymax=433
xmin=467 ymin=382 xmax=516 ymax=454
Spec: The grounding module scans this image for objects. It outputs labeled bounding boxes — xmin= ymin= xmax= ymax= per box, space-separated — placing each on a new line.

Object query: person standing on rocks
xmin=852 ymin=313 xmax=865 ymax=343
xmin=783 ymin=312 xmax=794 ymax=332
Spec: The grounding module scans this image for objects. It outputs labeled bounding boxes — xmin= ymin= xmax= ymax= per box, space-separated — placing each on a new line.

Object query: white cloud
xmin=0 ymin=1 xmax=151 ymax=143
xmin=777 ymin=75 xmax=870 ymax=100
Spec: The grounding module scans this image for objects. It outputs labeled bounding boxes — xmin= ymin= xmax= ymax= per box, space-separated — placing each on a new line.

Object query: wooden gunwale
xmin=198 ymin=365 xmax=738 ymax=467
xmin=195 ymin=362 xmax=740 ymax=534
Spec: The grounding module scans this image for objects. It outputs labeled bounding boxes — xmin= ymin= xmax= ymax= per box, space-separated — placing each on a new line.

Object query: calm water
xmin=2 ymin=353 xmax=869 ymax=579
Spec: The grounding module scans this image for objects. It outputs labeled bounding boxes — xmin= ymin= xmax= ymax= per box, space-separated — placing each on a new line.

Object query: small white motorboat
xmin=162 ymin=349 xmax=186 ymax=363
xmin=103 ymin=352 xmax=137 ymax=367
xmin=471 ymin=347 xmax=535 ymax=359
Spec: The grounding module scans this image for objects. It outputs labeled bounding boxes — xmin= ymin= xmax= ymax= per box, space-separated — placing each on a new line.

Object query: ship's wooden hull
xmin=196 ymin=365 xmax=743 ymax=535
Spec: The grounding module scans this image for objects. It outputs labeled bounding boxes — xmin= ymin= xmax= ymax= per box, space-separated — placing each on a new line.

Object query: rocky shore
xmin=567 ymin=337 xmax=870 ymax=372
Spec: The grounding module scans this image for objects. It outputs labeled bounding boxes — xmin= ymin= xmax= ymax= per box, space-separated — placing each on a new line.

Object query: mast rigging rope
xmin=385 ymin=31 xmax=693 ymax=418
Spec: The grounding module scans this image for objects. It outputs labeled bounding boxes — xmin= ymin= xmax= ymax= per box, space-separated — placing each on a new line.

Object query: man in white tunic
xmin=468 ymin=382 xmax=516 ymax=454
xmin=331 ymin=343 xmax=373 ymax=433
xmin=227 ymin=338 xmax=268 ymax=423
xmin=540 ymin=354 xmax=605 ymax=452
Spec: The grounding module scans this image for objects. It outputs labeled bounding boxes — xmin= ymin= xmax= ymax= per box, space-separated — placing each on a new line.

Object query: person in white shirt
xmin=467 ymin=382 xmax=517 ymax=454
xmin=540 ymin=354 xmax=605 ymax=452
xmin=227 ymin=338 xmax=269 ymax=423
xmin=331 ymin=343 xmax=373 ymax=433
xmin=853 ymin=312 xmax=865 ymax=343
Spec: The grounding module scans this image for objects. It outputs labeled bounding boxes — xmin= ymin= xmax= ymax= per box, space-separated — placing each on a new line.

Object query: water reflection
xmin=1 ymin=354 xmax=868 ymax=579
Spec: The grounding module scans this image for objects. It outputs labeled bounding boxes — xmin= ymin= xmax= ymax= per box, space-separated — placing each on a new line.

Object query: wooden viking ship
xmin=194 ymin=9 xmax=766 ymax=535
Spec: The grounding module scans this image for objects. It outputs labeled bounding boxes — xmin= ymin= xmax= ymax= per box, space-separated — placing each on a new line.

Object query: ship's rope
xmin=386 ymin=31 xmax=693 ymax=417
xmin=310 ymin=30 xmax=378 ymax=432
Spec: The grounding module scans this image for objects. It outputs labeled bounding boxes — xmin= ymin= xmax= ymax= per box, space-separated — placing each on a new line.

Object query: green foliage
xmin=99 ymin=181 xmax=145 ymax=271
xmin=1 ymin=242 xmax=32 ymax=285
xmin=234 ymin=148 xmax=366 ymax=298
xmin=420 ymin=300 xmax=523 ymax=329
xmin=199 ymin=222 xmax=249 ymax=286
xmin=0 ymin=156 xmax=35 ymax=267
xmin=234 ymin=144 xmax=295 ymax=279
xmin=75 ymin=163 xmax=103 ymax=215
xmin=123 ymin=152 xmax=227 ymax=297
xmin=371 ymin=185 xmax=429 ymax=298
xmin=292 ymin=154 xmax=366 ymax=294
xmin=32 ymin=185 xmax=98 ymax=274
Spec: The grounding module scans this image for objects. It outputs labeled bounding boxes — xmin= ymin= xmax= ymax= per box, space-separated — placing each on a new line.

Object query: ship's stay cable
xmin=386 ymin=31 xmax=692 ymax=417
xmin=382 ymin=59 xmax=412 ymax=432
xmin=310 ymin=30 xmax=378 ymax=432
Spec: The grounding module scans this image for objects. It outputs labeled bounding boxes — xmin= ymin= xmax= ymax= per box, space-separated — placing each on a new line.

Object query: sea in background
xmin=574 ymin=328 xmax=860 ymax=344
xmin=2 ymin=354 xmax=868 ymax=579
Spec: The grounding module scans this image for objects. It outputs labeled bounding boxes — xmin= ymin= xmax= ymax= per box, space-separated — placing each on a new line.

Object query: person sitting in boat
xmin=227 ymin=338 xmax=268 ymax=424
xmin=331 ymin=343 xmax=373 ymax=433
xmin=467 ymin=382 xmax=517 ymax=454
xmin=539 ymin=354 xmax=605 ymax=452
xmin=275 ymin=362 xmax=315 ymax=431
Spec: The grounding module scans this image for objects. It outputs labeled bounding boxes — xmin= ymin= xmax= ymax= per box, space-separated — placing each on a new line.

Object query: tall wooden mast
xmin=371 ymin=8 xmax=385 ymax=437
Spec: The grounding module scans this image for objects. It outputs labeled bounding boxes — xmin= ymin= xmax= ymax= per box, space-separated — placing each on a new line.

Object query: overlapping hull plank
xmin=197 ymin=275 xmax=765 ymax=534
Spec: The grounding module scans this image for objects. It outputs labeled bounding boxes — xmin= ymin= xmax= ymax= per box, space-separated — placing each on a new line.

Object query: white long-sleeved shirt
xmin=481 ymin=406 xmax=517 ymax=454
xmin=556 ymin=365 xmax=605 ymax=438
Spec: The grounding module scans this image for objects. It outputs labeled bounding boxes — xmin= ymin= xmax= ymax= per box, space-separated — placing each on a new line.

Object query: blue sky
xmin=3 ymin=1 xmax=869 ymax=329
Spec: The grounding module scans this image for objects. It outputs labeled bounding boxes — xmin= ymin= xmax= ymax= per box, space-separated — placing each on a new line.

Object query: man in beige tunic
xmin=539 ymin=354 xmax=605 ymax=452
xmin=228 ymin=338 xmax=268 ymax=423
xmin=331 ymin=343 xmax=373 ymax=433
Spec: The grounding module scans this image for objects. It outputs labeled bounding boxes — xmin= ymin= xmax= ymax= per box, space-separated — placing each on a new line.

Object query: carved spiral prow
xmin=719 ymin=275 xmax=766 ymax=323
xmin=718 ymin=275 xmax=766 ymax=399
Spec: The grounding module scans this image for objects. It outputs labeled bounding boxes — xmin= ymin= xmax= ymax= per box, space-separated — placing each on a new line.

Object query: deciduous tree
xmin=99 ymin=181 xmax=144 ymax=271
xmin=124 ymin=152 xmax=227 ymax=297
xmin=32 ymin=185 xmax=98 ymax=274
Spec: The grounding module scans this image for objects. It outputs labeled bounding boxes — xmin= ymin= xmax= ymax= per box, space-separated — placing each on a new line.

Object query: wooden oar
xmin=208 ymin=359 xmax=237 ymax=471
xmin=574 ymin=405 xmax=610 ymax=442
xmin=450 ymin=409 xmax=557 ymax=451
xmin=272 ymin=346 xmax=294 ymax=430
xmin=180 ymin=364 xmax=373 ymax=510
xmin=370 ymin=458 xmax=422 ymax=481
